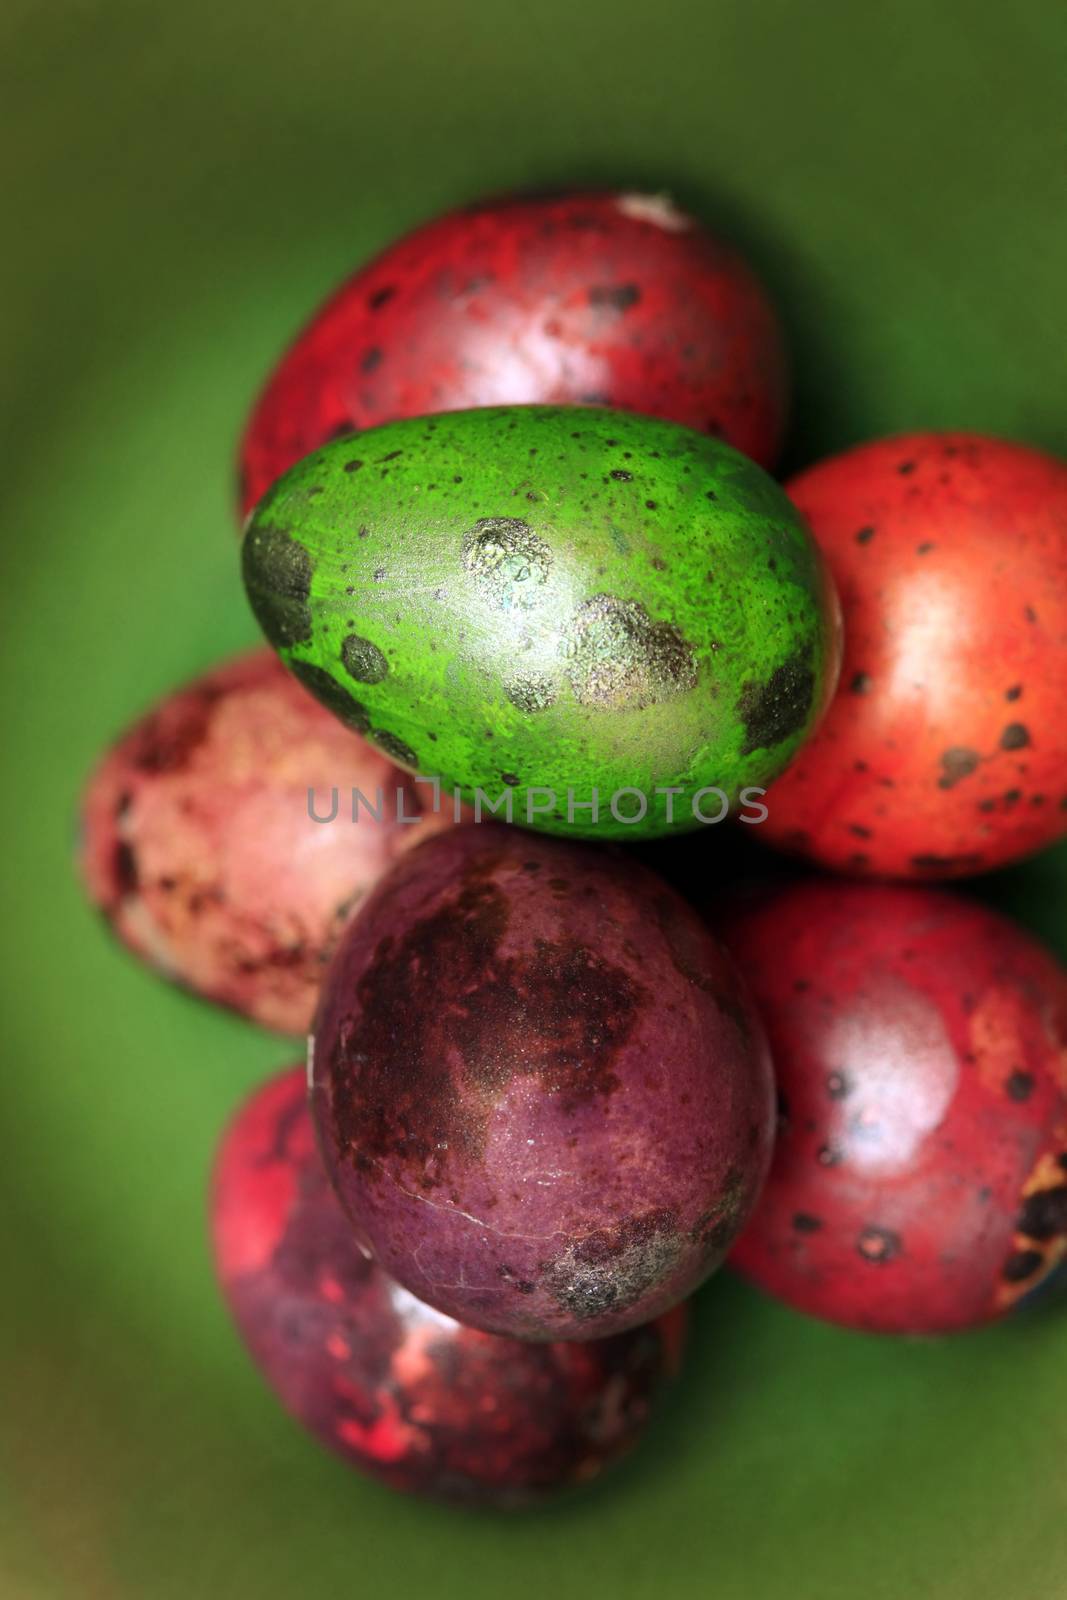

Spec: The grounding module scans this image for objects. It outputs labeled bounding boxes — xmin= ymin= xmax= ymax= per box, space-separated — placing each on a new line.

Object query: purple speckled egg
xmin=213 ymin=1067 xmax=687 ymax=1507
xmin=311 ymin=825 xmax=775 ymax=1340
xmin=78 ymin=649 xmax=457 ymax=1034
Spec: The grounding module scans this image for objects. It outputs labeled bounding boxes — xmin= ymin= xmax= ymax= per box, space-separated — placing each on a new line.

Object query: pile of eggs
xmin=79 ymin=189 xmax=1067 ymax=1508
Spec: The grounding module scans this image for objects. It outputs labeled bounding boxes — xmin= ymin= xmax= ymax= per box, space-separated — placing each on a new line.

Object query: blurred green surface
xmin=2 ymin=2 xmax=1066 ymax=1596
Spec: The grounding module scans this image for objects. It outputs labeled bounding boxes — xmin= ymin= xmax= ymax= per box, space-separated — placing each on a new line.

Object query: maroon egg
xmin=310 ymin=825 xmax=775 ymax=1340
xmin=78 ymin=649 xmax=457 ymax=1033
xmin=720 ymin=880 xmax=1067 ymax=1334
xmin=212 ymin=1067 xmax=687 ymax=1507
xmin=238 ymin=189 xmax=788 ymax=516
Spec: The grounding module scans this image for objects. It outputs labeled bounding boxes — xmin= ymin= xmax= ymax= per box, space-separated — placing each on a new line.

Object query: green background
xmin=3 ymin=2 xmax=1066 ymax=1596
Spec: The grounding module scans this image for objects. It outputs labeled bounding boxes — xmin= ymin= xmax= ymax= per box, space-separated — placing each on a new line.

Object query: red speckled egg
xmin=78 ymin=649 xmax=456 ymax=1034
xmin=311 ymin=825 xmax=775 ymax=1341
xmin=761 ymin=433 xmax=1067 ymax=877
xmin=238 ymin=190 xmax=788 ymax=515
xmin=720 ymin=880 xmax=1067 ymax=1334
xmin=212 ymin=1067 xmax=687 ymax=1507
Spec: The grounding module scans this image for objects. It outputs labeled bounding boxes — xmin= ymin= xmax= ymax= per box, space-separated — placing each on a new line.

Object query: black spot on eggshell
xmin=737 ymin=648 xmax=815 ymax=756
xmin=910 ymin=853 xmax=985 ymax=873
xmin=341 ymin=634 xmax=390 ymax=684
xmin=371 ymin=730 xmax=418 ymax=768
xmin=131 ymin=691 xmax=221 ymax=775
xmin=792 ymin=1213 xmax=823 ymax=1233
xmin=938 ymin=748 xmax=982 ymax=789
xmin=1005 ymin=1070 xmax=1035 ymax=1102
xmin=1017 ymin=1186 xmax=1067 ymax=1241
xmin=1000 ymin=723 xmax=1031 ymax=751
xmin=288 ymin=660 xmax=370 ymax=733
xmin=113 ymin=839 xmax=139 ymax=897
xmin=1003 ymin=1248 xmax=1044 ymax=1282
xmin=588 ymin=284 xmax=641 ymax=312
xmin=242 ymin=523 xmax=314 ymax=649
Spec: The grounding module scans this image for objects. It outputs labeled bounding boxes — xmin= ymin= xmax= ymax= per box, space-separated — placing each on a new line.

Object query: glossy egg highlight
xmin=721 ymin=879 xmax=1067 ymax=1334
xmin=239 ymin=189 xmax=788 ymax=514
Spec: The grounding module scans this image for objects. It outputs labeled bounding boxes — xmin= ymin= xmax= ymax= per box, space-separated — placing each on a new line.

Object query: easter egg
xmin=242 ymin=405 xmax=841 ymax=839
xmin=761 ymin=434 xmax=1067 ymax=877
xmin=213 ymin=1067 xmax=687 ymax=1507
xmin=310 ymin=824 xmax=775 ymax=1340
xmin=78 ymin=649 xmax=456 ymax=1033
xmin=720 ymin=880 xmax=1067 ymax=1334
xmin=238 ymin=189 xmax=788 ymax=515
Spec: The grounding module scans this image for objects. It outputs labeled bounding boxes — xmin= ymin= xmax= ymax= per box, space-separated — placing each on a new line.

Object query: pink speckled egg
xmin=78 ymin=649 xmax=457 ymax=1033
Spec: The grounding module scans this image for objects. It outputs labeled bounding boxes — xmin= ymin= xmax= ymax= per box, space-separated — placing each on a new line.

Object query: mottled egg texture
xmin=311 ymin=825 xmax=775 ymax=1340
xmin=213 ymin=1068 xmax=686 ymax=1507
xmin=761 ymin=434 xmax=1067 ymax=877
xmin=78 ymin=650 xmax=455 ymax=1033
xmin=721 ymin=881 xmax=1067 ymax=1334
xmin=239 ymin=189 xmax=788 ymax=514
xmin=243 ymin=405 xmax=840 ymax=839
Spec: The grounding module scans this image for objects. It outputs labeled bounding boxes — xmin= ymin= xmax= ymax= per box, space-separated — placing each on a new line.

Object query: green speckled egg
xmin=242 ymin=406 xmax=841 ymax=838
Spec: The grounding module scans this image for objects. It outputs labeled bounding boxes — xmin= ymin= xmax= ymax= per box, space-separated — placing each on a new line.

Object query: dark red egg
xmin=311 ymin=825 xmax=775 ymax=1341
xmin=760 ymin=433 xmax=1067 ymax=877
xmin=720 ymin=880 xmax=1067 ymax=1334
xmin=212 ymin=1067 xmax=687 ymax=1507
xmin=238 ymin=189 xmax=788 ymax=515
xmin=78 ymin=649 xmax=456 ymax=1033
